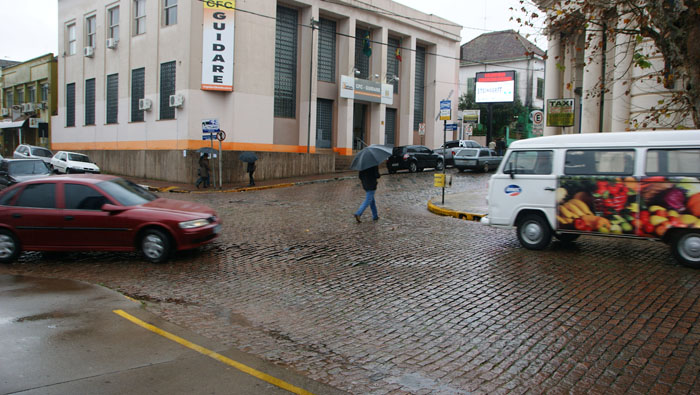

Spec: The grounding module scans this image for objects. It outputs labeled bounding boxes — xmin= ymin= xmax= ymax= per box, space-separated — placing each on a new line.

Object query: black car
xmin=0 ymin=159 xmax=52 ymax=189
xmin=386 ymin=145 xmax=444 ymax=173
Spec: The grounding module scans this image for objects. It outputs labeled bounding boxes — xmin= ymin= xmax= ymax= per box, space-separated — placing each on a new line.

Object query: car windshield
xmin=456 ymin=149 xmax=478 ymax=157
xmin=31 ymin=147 xmax=53 ymax=158
xmin=97 ymin=178 xmax=157 ymax=206
xmin=68 ymin=153 xmax=90 ymax=163
xmin=8 ymin=160 xmax=50 ymax=175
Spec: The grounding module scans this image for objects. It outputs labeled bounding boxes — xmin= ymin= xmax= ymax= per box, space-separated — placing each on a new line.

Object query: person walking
xmin=488 ymin=140 xmax=496 ymax=151
xmin=354 ymin=165 xmax=380 ymax=223
xmin=195 ymin=153 xmax=210 ymax=189
xmin=496 ymin=138 xmax=506 ymax=156
xmin=247 ymin=160 xmax=256 ymax=187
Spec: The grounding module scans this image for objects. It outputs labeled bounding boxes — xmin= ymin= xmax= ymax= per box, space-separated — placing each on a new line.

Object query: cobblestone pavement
xmin=2 ymin=170 xmax=700 ymax=394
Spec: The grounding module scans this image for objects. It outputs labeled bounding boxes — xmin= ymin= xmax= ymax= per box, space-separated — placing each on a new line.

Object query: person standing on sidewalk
xmin=354 ymin=165 xmax=380 ymax=223
xmin=247 ymin=160 xmax=256 ymax=187
xmin=195 ymin=154 xmax=211 ymax=189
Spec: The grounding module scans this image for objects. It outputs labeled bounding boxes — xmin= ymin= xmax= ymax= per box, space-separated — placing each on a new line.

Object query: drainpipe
xmin=599 ymin=24 xmax=607 ymax=133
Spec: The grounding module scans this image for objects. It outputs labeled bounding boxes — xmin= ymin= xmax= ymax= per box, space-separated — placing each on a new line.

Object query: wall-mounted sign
xmin=475 ymin=71 xmax=515 ymax=103
xmin=463 ymin=110 xmax=480 ymax=123
xmin=547 ymin=99 xmax=575 ymax=127
xmin=201 ymin=1 xmax=235 ymax=91
xmin=339 ymin=76 xmax=393 ymax=105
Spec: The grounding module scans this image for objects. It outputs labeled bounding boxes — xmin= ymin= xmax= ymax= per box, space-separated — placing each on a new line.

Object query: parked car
xmin=454 ymin=148 xmax=502 ymax=172
xmin=0 ymin=159 xmax=52 ymax=189
xmin=0 ymin=174 xmax=221 ymax=263
xmin=13 ymin=144 xmax=53 ymax=164
xmin=386 ymin=145 xmax=444 ymax=173
xmin=434 ymin=140 xmax=482 ymax=167
xmin=50 ymin=151 xmax=100 ymax=174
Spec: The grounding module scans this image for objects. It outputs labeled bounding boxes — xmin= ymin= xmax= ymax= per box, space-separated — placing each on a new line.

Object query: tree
xmin=458 ymin=91 xmax=527 ymax=139
xmin=521 ymin=0 xmax=700 ymax=129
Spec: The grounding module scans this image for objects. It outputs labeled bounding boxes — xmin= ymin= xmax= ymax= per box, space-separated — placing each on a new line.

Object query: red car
xmin=0 ymin=174 xmax=221 ymax=263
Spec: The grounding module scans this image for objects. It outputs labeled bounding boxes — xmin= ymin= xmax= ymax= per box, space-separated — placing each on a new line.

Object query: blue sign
xmin=444 ymin=123 xmax=458 ymax=131
xmin=505 ymin=185 xmax=522 ymax=196
xmin=202 ymin=133 xmax=216 ymax=140
xmin=439 ymin=100 xmax=451 ymax=120
xmin=202 ymin=119 xmax=220 ymax=133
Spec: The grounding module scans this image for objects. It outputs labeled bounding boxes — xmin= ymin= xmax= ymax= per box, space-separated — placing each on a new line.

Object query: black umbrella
xmin=239 ymin=151 xmax=258 ymax=163
xmin=196 ymin=147 xmax=217 ymax=155
xmin=350 ymin=144 xmax=393 ymax=171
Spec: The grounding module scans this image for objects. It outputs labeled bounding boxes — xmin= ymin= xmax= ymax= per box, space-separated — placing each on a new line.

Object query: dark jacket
xmin=358 ymin=166 xmax=380 ymax=191
xmin=247 ymin=162 xmax=256 ymax=173
xmin=199 ymin=156 xmax=210 ymax=177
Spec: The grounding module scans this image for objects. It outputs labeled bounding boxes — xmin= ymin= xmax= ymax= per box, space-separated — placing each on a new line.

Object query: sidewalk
xmin=427 ymin=189 xmax=488 ymax=222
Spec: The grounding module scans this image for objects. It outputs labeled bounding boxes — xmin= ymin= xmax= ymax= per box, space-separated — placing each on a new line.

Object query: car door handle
xmin=64 ymin=216 xmax=74 ymax=221
xmin=544 ymin=187 xmax=556 ymax=191
xmin=11 ymin=213 xmax=21 ymax=218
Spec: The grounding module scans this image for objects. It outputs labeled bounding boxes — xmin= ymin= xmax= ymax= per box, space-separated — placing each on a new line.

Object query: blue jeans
xmin=355 ymin=190 xmax=378 ymax=219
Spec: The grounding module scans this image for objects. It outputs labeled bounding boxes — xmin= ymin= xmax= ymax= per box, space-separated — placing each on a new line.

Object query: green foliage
xmin=458 ymin=92 xmax=529 ymax=139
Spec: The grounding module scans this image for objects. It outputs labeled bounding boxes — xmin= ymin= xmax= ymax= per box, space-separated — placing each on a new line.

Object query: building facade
xmin=0 ymin=54 xmax=58 ymax=157
xmin=536 ymin=1 xmax=695 ymax=135
xmin=54 ymin=0 xmax=461 ymax=182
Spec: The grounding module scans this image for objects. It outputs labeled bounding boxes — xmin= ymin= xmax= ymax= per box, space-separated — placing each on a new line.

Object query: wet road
xmin=2 ymin=170 xmax=699 ymax=394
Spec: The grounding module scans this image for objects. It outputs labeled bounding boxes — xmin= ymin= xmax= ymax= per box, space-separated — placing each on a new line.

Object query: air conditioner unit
xmin=1 ymin=108 xmax=8 ymax=116
xmin=169 ymin=94 xmax=184 ymax=108
xmin=36 ymin=102 xmax=47 ymax=110
xmin=83 ymin=46 xmax=95 ymax=57
xmin=138 ymin=98 xmax=152 ymax=111
xmin=22 ymin=103 xmax=35 ymax=113
xmin=106 ymin=38 xmax=118 ymax=49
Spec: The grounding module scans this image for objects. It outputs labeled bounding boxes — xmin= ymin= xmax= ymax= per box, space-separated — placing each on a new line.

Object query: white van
xmin=481 ymin=130 xmax=700 ymax=268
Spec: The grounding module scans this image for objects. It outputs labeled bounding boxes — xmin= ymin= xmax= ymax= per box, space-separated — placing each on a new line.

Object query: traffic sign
xmin=531 ymin=110 xmax=544 ymax=126
xmin=439 ymin=100 xmax=451 ymax=121
xmin=216 ymin=130 xmax=226 ymax=141
xmin=444 ymin=123 xmax=458 ymax=132
xmin=202 ymin=119 xmax=220 ymax=133
xmin=418 ymin=123 xmax=426 ymax=136
xmin=202 ymin=133 xmax=216 ymax=140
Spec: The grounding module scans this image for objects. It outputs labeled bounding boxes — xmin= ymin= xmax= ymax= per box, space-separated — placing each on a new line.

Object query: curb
xmin=146 ymin=175 xmax=357 ymax=194
xmin=427 ymin=199 xmax=485 ymax=222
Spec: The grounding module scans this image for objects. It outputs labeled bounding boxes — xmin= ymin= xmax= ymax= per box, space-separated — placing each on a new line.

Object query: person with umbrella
xmin=350 ymin=145 xmax=392 ymax=223
xmin=239 ymin=152 xmax=258 ymax=187
xmin=195 ymin=153 xmax=211 ymax=189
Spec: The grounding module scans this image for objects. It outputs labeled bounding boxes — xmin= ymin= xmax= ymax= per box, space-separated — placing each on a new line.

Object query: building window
xmin=85 ymin=78 xmax=95 ymax=125
xmin=86 ymin=15 xmax=96 ymax=48
xmin=354 ymin=28 xmax=370 ymax=79
xmin=134 ymin=0 xmax=146 ymax=35
xmin=67 ymin=23 xmax=77 ymax=55
xmin=131 ymin=68 xmax=145 ymax=122
xmin=5 ymin=91 xmax=13 ymax=107
xmin=413 ymin=46 xmax=426 ymax=132
xmin=41 ymin=84 xmax=49 ymax=102
xmin=536 ymin=78 xmax=544 ymax=99
xmin=274 ymin=6 xmax=298 ymax=118
xmin=106 ymin=74 xmax=119 ymax=124
xmin=160 ymin=61 xmax=176 ymax=120
xmin=28 ymin=86 xmax=36 ymax=103
xmin=387 ymin=37 xmax=400 ymax=94
xmin=108 ymin=6 xmax=120 ymax=40
xmin=66 ymin=83 xmax=75 ymax=127
xmin=17 ymin=89 xmax=24 ymax=104
xmin=467 ymin=77 xmax=475 ymax=97
xmin=163 ymin=0 xmax=177 ymax=26
xmin=317 ymin=18 xmax=336 ymax=83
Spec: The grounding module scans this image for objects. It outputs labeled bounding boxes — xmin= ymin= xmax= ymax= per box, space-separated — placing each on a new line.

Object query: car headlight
xmin=178 ymin=218 xmax=210 ymax=229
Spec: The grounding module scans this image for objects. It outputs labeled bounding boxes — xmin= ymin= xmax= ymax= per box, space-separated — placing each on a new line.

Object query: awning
xmin=0 ymin=120 xmax=27 ymax=129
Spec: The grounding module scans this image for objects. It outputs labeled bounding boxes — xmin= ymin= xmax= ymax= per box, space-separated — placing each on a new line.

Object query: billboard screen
xmin=475 ymin=71 xmax=515 ymax=103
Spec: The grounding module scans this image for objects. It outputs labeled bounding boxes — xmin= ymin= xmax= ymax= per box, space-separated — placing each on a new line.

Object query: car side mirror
xmin=503 ymin=162 xmax=515 ymax=179
xmin=101 ymin=203 xmax=125 ymax=213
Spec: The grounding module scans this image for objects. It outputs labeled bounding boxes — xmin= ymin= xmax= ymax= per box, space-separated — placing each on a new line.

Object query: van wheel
xmin=408 ymin=162 xmax=417 ymax=173
xmin=671 ymin=231 xmax=700 ymax=269
xmin=517 ymin=213 xmax=552 ymax=250
xmin=140 ymin=228 xmax=171 ymax=263
xmin=0 ymin=229 xmax=20 ymax=264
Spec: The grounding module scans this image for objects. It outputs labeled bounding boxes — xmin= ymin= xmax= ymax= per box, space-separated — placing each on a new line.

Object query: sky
xmin=0 ymin=0 xmax=545 ymax=63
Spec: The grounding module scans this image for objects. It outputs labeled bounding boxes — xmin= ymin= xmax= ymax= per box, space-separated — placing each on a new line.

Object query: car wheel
xmin=0 ymin=229 xmax=20 ymax=264
xmin=482 ymin=162 xmax=490 ymax=172
xmin=140 ymin=228 xmax=171 ymax=263
xmin=408 ymin=161 xmax=417 ymax=173
xmin=671 ymin=231 xmax=700 ymax=269
xmin=517 ymin=213 xmax=552 ymax=250
xmin=555 ymin=233 xmax=580 ymax=243
xmin=457 ymin=167 xmax=464 ymax=173
xmin=388 ymin=168 xmax=396 ymax=174
xmin=436 ymin=160 xmax=444 ymax=171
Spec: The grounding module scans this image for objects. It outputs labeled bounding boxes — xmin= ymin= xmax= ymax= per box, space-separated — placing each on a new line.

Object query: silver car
xmin=454 ymin=148 xmax=502 ymax=172
xmin=13 ymin=144 xmax=53 ymax=164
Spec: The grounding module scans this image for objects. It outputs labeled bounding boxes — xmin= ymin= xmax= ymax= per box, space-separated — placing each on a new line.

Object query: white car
xmin=50 ymin=151 xmax=100 ymax=174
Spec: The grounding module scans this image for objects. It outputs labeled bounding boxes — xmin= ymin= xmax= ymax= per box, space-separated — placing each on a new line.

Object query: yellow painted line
xmin=113 ymin=309 xmax=314 ymax=395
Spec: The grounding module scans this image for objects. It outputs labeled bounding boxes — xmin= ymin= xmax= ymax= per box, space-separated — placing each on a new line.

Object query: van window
xmin=503 ymin=150 xmax=553 ymax=174
xmin=564 ymin=150 xmax=634 ymax=175
xmin=646 ymin=149 xmax=700 ymax=176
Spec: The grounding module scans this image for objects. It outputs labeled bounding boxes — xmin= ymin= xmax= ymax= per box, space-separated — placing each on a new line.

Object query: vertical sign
xmin=201 ymin=1 xmax=235 ymax=91
xmin=439 ymin=100 xmax=451 ymax=121
xmin=546 ymin=99 xmax=575 ymax=127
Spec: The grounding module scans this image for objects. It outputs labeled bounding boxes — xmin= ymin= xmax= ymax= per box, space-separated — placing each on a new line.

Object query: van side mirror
xmin=503 ymin=162 xmax=515 ymax=178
